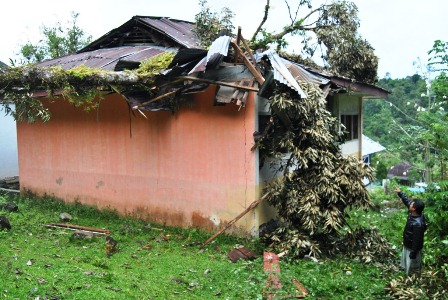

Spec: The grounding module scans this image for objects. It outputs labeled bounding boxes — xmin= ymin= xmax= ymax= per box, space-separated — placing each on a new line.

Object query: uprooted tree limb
xmin=245 ymin=0 xmax=379 ymax=84
xmin=254 ymin=78 xmax=383 ymax=260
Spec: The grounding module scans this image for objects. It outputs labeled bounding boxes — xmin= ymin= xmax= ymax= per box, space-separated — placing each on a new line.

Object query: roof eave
xmin=329 ymin=76 xmax=390 ymax=99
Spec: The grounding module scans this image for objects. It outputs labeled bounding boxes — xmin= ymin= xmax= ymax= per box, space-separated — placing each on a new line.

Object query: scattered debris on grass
xmin=105 ymin=285 xmax=121 ymax=292
xmin=59 ymin=212 xmax=72 ymax=222
xmin=0 ymin=202 xmax=19 ymax=212
xmin=292 ymin=278 xmax=309 ymax=298
xmin=385 ymin=269 xmax=448 ymax=299
xmin=0 ymin=215 xmax=11 ymax=230
xmin=263 ymin=252 xmax=282 ymax=299
xmin=204 ymin=269 xmax=211 ymax=275
xmin=70 ymin=230 xmax=94 ymax=240
xmin=0 ymin=176 xmax=20 ymax=190
xmin=104 ymin=236 xmax=119 ymax=257
xmin=228 ymin=246 xmax=257 ymax=263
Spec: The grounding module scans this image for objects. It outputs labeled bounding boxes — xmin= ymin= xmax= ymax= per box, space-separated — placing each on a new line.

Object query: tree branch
xmin=261 ymin=5 xmax=325 ymax=45
xmin=251 ymin=0 xmax=270 ymax=43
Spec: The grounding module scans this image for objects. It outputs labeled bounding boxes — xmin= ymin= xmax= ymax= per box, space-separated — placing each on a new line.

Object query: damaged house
xmin=7 ymin=16 xmax=388 ymax=234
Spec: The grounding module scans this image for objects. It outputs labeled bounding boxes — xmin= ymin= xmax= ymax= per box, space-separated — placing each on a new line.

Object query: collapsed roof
xmin=19 ymin=16 xmax=390 ymax=111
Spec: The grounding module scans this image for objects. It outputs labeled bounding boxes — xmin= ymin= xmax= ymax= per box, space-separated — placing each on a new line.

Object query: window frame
xmin=340 ymin=114 xmax=359 ymax=141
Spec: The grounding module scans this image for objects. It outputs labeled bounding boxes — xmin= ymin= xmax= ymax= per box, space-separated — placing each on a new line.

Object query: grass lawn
xmin=0 ymin=191 xmax=412 ymax=299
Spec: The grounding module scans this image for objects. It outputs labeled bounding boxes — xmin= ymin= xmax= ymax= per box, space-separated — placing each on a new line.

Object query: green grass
xmin=0 ymin=191 xmax=411 ymax=299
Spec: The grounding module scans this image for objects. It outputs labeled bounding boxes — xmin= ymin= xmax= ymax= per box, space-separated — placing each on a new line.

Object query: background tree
xmin=428 ymin=40 xmax=448 ymax=72
xmin=363 ymin=41 xmax=448 ymax=183
xmin=19 ymin=12 xmax=92 ymax=63
xmin=375 ymin=161 xmax=388 ymax=181
xmin=193 ymin=0 xmax=235 ymax=48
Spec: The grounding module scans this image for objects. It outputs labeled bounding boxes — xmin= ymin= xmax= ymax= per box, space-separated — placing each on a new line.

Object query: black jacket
xmin=397 ymin=191 xmax=427 ymax=258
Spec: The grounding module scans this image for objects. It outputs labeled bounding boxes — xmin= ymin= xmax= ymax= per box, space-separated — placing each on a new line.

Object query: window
xmin=341 ymin=115 xmax=359 ymax=141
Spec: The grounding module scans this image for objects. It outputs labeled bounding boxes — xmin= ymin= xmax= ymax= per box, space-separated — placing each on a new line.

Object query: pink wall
xmin=17 ymin=87 xmax=258 ymax=231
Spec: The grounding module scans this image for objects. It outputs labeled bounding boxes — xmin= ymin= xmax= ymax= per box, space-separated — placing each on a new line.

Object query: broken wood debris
xmin=263 ymin=252 xmax=309 ymax=299
xmin=228 ymin=246 xmax=257 ymax=263
xmin=105 ymin=235 xmax=119 ymax=257
xmin=0 ymin=188 xmax=20 ymax=194
xmin=264 ymin=252 xmax=282 ymax=299
xmin=230 ymin=41 xmax=265 ymax=85
xmin=201 ymin=194 xmax=267 ymax=248
xmin=291 ymin=278 xmax=309 ymax=298
xmin=44 ymin=223 xmax=110 ymax=235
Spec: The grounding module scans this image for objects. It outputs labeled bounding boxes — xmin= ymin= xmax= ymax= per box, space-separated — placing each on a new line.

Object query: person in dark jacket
xmin=394 ymin=187 xmax=427 ymax=276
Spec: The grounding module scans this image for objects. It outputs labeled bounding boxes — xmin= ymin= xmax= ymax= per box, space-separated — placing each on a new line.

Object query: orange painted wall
xmin=17 ymin=87 xmax=258 ymax=232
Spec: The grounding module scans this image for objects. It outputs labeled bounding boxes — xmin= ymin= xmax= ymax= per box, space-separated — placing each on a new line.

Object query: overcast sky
xmin=0 ymin=0 xmax=445 ymax=79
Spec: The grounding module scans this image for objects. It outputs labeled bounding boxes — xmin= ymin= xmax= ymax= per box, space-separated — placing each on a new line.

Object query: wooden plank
xmin=133 ymin=90 xmax=177 ymax=108
xmin=234 ymin=27 xmax=242 ymax=63
xmin=175 ymin=76 xmax=259 ymax=92
xmin=201 ymin=194 xmax=267 ymax=248
xmin=240 ymin=35 xmax=262 ymax=74
xmin=45 ymin=222 xmax=110 ymax=234
xmin=0 ymin=188 xmax=20 ymax=194
xmin=230 ymin=41 xmax=265 ymax=85
xmin=198 ymin=65 xmax=254 ymax=81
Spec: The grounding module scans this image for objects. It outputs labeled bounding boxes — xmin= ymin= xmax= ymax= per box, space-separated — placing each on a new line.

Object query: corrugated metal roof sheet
xmin=189 ymin=36 xmax=231 ymax=74
xmin=137 ymin=17 xmax=200 ymax=49
xmin=362 ymin=134 xmax=386 ymax=156
xmin=260 ymin=49 xmax=307 ymax=98
xmin=38 ymin=46 xmax=168 ymax=71
xmin=282 ymin=60 xmax=330 ymax=86
xmin=79 ymin=16 xmax=200 ymax=53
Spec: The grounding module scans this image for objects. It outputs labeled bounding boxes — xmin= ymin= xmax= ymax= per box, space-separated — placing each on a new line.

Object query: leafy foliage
xmin=193 ymin=0 xmax=235 ymax=48
xmin=0 ymin=65 xmax=105 ymax=122
xmin=424 ymin=181 xmax=448 ymax=272
xmin=136 ymin=52 xmax=176 ymax=78
xmin=247 ymin=0 xmax=378 ymax=83
xmin=257 ymin=80 xmax=374 ymax=258
xmin=194 ymin=0 xmax=378 ymax=83
xmin=376 ymin=161 xmax=388 ymax=180
xmin=314 ymin=1 xmax=378 ymax=83
xmin=0 ymin=53 xmax=176 ymax=122
xmin=19 ymin=12 xmax=92 ymax=64
xmin=327 ymin=227 xmax=395 ymax=263
xmin=364 ymin=71 xmax=447 ymax=183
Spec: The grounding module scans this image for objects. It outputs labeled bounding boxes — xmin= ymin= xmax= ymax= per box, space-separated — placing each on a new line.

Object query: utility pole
xmin=424 ymin=70 xmax=432 ymax=183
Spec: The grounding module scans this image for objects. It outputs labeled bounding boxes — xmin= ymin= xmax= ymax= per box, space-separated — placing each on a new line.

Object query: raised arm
xmin=394 ymin=187 xmax=412 ymax=208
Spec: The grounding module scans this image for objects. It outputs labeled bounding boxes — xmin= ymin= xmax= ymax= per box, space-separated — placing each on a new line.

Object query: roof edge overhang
xmin=328 ymin=76 xmax=390 ymax=99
